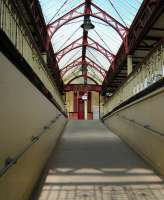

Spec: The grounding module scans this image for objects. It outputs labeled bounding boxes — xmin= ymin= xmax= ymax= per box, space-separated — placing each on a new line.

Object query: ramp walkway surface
xmin=33 ymin=120 xmax=164 ymax=200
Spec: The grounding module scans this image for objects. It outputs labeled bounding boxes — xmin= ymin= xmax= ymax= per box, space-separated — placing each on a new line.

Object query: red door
xmin=78 ymin=98 xmax=84 ymax=119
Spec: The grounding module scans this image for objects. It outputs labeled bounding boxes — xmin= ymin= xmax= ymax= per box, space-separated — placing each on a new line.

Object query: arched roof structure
xmin=39 ymin=0 xmax=143 ymax=85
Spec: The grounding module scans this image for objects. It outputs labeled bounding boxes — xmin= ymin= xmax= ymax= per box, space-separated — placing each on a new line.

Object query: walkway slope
xmin=33 ymin=120 xmax=164 ymax=200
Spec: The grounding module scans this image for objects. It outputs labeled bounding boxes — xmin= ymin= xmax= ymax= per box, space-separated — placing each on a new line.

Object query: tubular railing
xmin=116 ymin=114 xmax=164 ymax=137
xmin=104 ymin=42 xmax=164 ymax=115
xmin=0 ymin=0 xmax=64 ymax=108
xmin=0 ymin=113 xmax=62 ymax=177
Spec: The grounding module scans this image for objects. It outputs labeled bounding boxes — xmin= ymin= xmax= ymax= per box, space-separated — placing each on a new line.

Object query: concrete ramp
xmin=33 ymin=120 xmax=164 ymax=200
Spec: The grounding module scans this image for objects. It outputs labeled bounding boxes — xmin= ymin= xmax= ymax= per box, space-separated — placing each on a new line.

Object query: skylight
xmin=39 ymin=0 xmax=143 ymax=85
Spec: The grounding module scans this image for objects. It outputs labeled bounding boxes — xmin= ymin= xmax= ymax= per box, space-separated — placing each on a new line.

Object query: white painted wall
xmin=104 ymin=88 xmax=164 ymax=175
xmin=0 ymin=53 xmax=67 ymax=200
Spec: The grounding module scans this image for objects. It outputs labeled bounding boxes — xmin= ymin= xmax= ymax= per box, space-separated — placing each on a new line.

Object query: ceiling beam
xmin=64 ymin=84 xmax=102 ymax=92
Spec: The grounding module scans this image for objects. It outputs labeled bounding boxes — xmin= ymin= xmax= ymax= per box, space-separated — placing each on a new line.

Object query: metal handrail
xmin=0 ymin=0 xmax=65 ymax=111
xmin=116 ymin=114 xmax=164 ymax=137
xmin=0 ymin=113 xmax=62 ymax=177
xmin=103 ymin=42 xmax=164 ymax=115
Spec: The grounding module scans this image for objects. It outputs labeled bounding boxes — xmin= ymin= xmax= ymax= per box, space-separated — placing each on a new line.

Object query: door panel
xmin=78 ymin=98 xmax=84 ymax=119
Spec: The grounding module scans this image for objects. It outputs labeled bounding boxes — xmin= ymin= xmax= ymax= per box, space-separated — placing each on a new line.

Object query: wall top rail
xmin=102 ymin=78 xmax=164 ymax=120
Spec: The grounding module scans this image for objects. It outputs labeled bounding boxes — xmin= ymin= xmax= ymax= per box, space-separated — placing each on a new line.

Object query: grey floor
xmin=33 ymin=120 xmax=164 ymax=200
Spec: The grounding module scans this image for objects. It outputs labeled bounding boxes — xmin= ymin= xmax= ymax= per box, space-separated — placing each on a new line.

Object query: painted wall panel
xmin=104 ymin=88 xmax=164 ymax=175
xmin=0 ymin=53 xmax=67 ymax=200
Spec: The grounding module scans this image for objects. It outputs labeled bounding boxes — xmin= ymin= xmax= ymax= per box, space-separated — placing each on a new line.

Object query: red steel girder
xmin=64 ymin=84 xmax=102 ymax=92
xmin=67 ymin=75 xmax=99 ymax=84
xmin=86 ymin=56 xmax=107 ymax=77
xmin=46 ymin=2 xmax=128 ymax=51
xmin=56 ymin=36 xmax=115 ymax=63
xmin=60 ymin=56 xmax=107 ymax=78
xmin=102 ymin=0 xmax=164 ymax=93
xmin=81 ymin=0 xmax=91 ymax=83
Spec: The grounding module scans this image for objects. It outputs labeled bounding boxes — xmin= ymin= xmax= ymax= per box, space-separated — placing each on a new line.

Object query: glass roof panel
xmin=70 ymin=77 xmax=97 ymax=84
xmin=59 ymin=48 xmax=82 ymax=70
xmin=86 ymin=48 xmax=110 ymax=71
xmin=39 ymin=0 xmax=144 ymax=85
xmin=52 ymin=18 xmax=83 ymax=53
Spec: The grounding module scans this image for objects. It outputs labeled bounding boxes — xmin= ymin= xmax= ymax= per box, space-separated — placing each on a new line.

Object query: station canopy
xmin=39 ymin=0 xmax=143 ymax=85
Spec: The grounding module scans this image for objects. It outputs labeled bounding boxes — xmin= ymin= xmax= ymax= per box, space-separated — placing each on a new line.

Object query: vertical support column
xmin=64 ymin=92 xmax=67 ymax=114
xmin=77 ymin=91 xmax=79 ymax=114
xmin=88 ymin=92 xmax=91 ymax=113
xmin=127 ymin=55 xmax=133 ymax=75
xmin=73 ymin=92 xmax=77 ymax=112
xmin=99 ymin=92 xmax=100 ymax=119
xmin=42 ymin=52 xmax=47 ymax=64
xmin=84 ymin=100 xmax=88 ymax=120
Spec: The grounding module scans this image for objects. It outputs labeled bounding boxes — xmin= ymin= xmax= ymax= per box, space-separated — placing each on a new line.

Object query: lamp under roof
xmin=81 ymin=18 xmax=95 ymax=31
